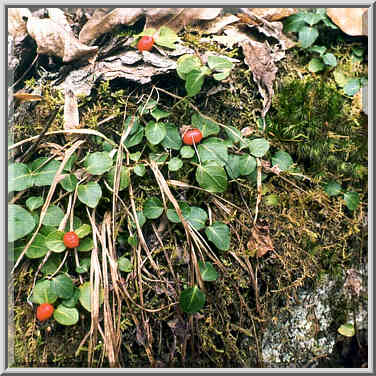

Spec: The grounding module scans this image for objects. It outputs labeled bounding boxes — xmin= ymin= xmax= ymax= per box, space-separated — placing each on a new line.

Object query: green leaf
xmin=145 ymin=121 xmax=167 ymax=145
xmin=198 ymin=261 xmax=218 ymax=282
xmin=224 ymin=126 xmax=246 ymax=147
xmin=309 ymin=45 xmax=326 ymax=56
xmin=42 ymin=205 xmax=64 ymax=227
xmin=130 ymin=211 xmax=147 ymax=228
xmin=298 ymin=26 xmax=319 ymax=48
xmin=324 ymin=181 xmax=342 ymax=196
xmin=75 ymin=224 xmax=91 ymax=239
xmin=283 ymin=13 xmax=306 ymax=32
xmin=63 ymin=154 xmax=77 ymax=172
xmin=106 ymin=166 xmax=130 ymax=191
xmin=25 ymin=234 xmax=48 ymax=259
xmin=124 ymin=126 xmax=144 ymax=148
xmin=166 ymin=202 xmax=191 ymax=224
xmin=207 ymin=55 xmax=233 ymax=71
xmin=239 ymin=154 xmax=257 ymax=176
xmin=151 ymin=108 xmax=170 ymax=122
xmin=196 ymin=160 xmax=228 ymax=193
xmin=60 ymin=174 xmax=78 ymax=192
xmin=30 ymin=158 xmax=61 ymax=187
xmin=45 ymin=230 xmax=66 ymax=253
xmin=180 ymin=146 xmax=195 ymax=159
xmin=186 ymin=207 xmax=208 ymax=231
xmin=76 ymin=257 xmax=91 ymax=273
xmin=77 ymin=182 xmax=102 ymax=208
xmin=333 ymin=71 xmax=348 ymax=87
xmin=130 ymin=151 xmax=142 ymax=162
xmin=53 ymin=305 xmax=79 ymax=326
xmin=205 ymin=222 xmax=230 ymax=251
xmin=137 ymin=99 xmax=158 ymax=115
xmin=26 ymin=196 xmax=44 ymax=211
xmin=149 ymin=152 xmax=168 ymax=163
xmin=225 ymin=154 xmax=241 ymax=179
xmin=41 ymin=254 xmax=63 ymax=275
xmin=185 ymin=67 xmax=210 ymax=97
xmin=79 ymin=282 xmax=104 ymax=312
xmin=192 ymin=113 xmax=220 ymax=138
xmin=128 ymin=234 xmax=138 ymax=247
xmin=8 ymin=163 xmax=33 ymax=192
xmin=213 ymin=70 xmax=230 ymax=81
xmin=61 ymin=288 xmax=80 ymax=308
xmin=134 ymin=164 xmax=146 ymax=177
xmin=143 ymin=197 xmax=164 ymax=219
xmin=168 ymin=157 xmax=183 ymax=171
xmin=118 ymin=256 xmax=133 ymax=272
xmin=322 ymin=53 xmax=337 ymax=67
xmin=155 ymin=26 xmax=178 ymax=49
xmin=272 ymin=150 xmax=293 ymax=171
xmin=344 ymin=191 xmax=360 ymax=211
xmin=85 ymin=152 xmax=113 ymax=175
xmin=161 ymin=123 xmax=182 ymax=150
xmin=31 ymin=280 xmax=57 ymax=304
xmin=180 ymin=286 xmax=206 ymax=314
xmin=265 ymin=193 xmax=280 ymax=206
xmin=77 ymin=237 xmax=94 ymax=252
xmin=302 ymin=12 xmax=323 ymax=26
xmin=352 ymin=47 xmax=365 ymax=57
xmin=248 ymin=138 xmax=270 ymax=158
xmin=197 ymin=138 xmax=228 ymax=166
xmin=322 ymin=17 xmax=338 ymax=29
xmin=344 ymin=78 xmax=361 ymax=96
xmin=52 ymin=274 xmax=74 ymax=299
xmin=338 ymin=323 xmax=355 ymax=337
xmin=63 ymin=217 xmax=82 ymax=233
xmin=8 ymin=204 xmax=36 ymax=242
xmin=176 ymin=54 xmax=202 ymax=80
xmin=308 ymin=57 xmax=325 ymax=73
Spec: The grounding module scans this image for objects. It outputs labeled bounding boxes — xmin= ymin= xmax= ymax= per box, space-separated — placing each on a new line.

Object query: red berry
xmin=182 ymin=128 xmax=203 ymax=145
xmin=63 ymin=231 xmax=80 ymax=248
xmin=137 ymin=36 xmax=154 ymax=52
xmin=36 ymin=303 xmax=54 ymax=321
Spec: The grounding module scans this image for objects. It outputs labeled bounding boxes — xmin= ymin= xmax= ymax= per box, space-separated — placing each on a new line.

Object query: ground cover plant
xmin=8 ymin=7 xmax=368 ymax=368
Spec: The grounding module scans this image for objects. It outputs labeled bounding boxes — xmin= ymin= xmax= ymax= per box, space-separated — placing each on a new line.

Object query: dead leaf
xmin=8 ymin=8 xmax=31 ymax=42
xmin=326 ymin=8 xmax=368 ymax=36
xmin=195 ymin=14 xmax=239 ymax=35
xmin=13 ymin=91 xmax=43 ymax=103
xmin=241 ymin=39 xmax=278 ymax=120
xmin=79 ymin=8 xmax=222 ymax=44
xmin=47 ymin=8 xmax=72 ymax=32
xmin=26 ymin=15 xmax=98 ymax=62
xmin=79 ymin=8 xmax=143 ymax=44
xmin=241 ymin=126 xmax=254 ymax=137
xmin=246 ymin=8 xmax=298 ymax=22
xmin=247 ymin=221 xmax=274 ymax=258
xmin=63 ymin=88 xmax=80 ymax=131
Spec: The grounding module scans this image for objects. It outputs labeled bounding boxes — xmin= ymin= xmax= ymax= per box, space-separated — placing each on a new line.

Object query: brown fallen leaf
xmin=26 ymin=15 xmax=98 ymax=62
xmin=13 ymin=91 xmax=43 ymax=103
xmin=344 ymin=269 xmax=362 ymax=297
xmin=189 ymin=14 xmax=239 ymax=35
xmin=8 ymin=8 xmax=31 ymax=42
xmin=79 ymin=8 xmax=222 ymax=44
xmin=247 ymin=8 xmax=298 ymax=22
xmin=247 ymin=221 xmax=274 ymax=258
xmin=79 ymin=8 xmax=143 ymax=44
xmin=326 ymin=8 xmax=368 ymax=36
xmin=63 ymin=88 xmax=81 ymax=131
xmin=241 ymin=39 xmax=278 ymax=120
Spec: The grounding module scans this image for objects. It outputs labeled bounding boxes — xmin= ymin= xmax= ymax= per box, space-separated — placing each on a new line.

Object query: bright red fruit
xmin=63 ymin=231 xmax=80 ymax=248
xmin=137 ymin=36 xmax=154 ymax=52
xmin=36 ymin=303 xmax=54 ymax=321
xmin=183 ymin=128 xmax=203 ymax=145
